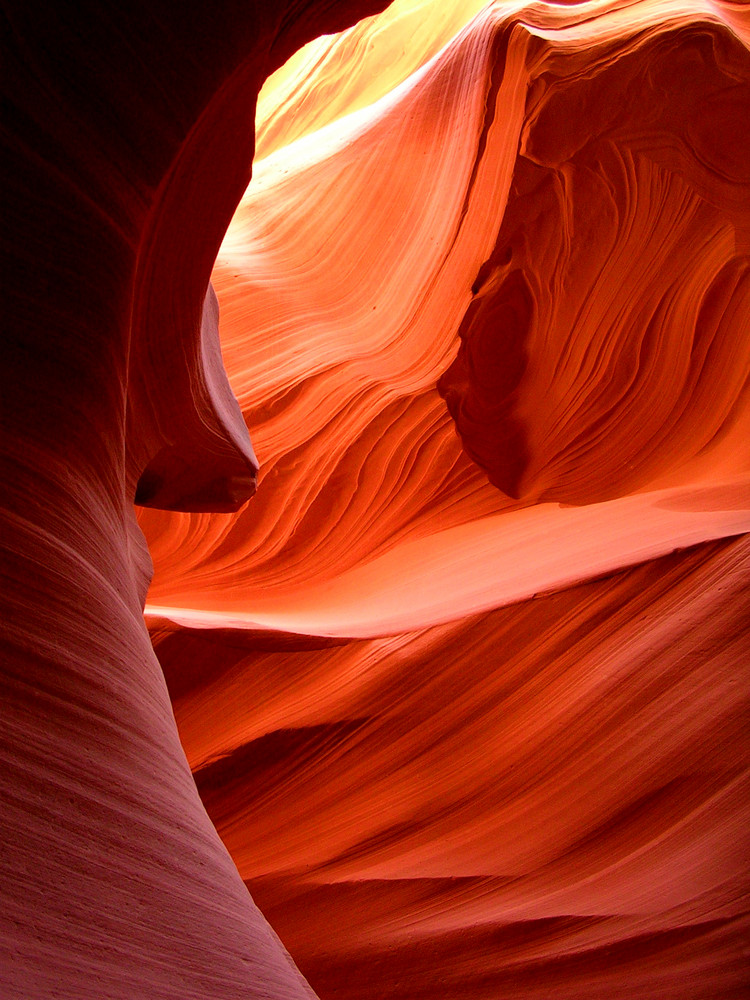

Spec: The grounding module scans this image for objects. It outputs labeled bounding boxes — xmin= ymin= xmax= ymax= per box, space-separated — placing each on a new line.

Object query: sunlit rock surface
xmin=138 ymin=1 xmax=750 ymax=998
xmin=2 ymin=0 xmax=749 ymax=998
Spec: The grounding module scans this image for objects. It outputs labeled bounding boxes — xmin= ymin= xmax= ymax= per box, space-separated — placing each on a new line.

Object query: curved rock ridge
xmin=141 ymin=0 xmax=750 ymax=605
xmin=136 ymin=1 xmax=750 ymax=998
xmin=254 ymin=0 xmax=491 ymax=159
xmin=440 ymin=15 xmax=750 ymax=503
xmin=1 ymin=2 xmax=390 ymax=999
xmin=147 ymin=480 xmax=750 ymax=637
xmin=3 ymin=0 xmax=747 ymax=997
xmin=132 ymin=283 xmax=260 ymax=513
xmin=153 ymin=536 xmax=750 ymax=1000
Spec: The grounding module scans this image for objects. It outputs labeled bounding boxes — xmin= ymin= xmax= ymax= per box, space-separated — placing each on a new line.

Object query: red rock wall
xmin=1 ymin=3 xmax=387 ymax=998
xmin=2 ymin=1 xmax=749 ymax=998
xmin=141 ymin=1 xmax=750 ymax=997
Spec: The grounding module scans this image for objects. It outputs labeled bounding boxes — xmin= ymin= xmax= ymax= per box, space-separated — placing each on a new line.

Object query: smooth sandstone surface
xmin=142 ymin=2 xmax=750 ymax=997
xmin=2 ymin=0 xmax=749 ymax=999
xmin=1 ymin=2 xmax=388 ymax=998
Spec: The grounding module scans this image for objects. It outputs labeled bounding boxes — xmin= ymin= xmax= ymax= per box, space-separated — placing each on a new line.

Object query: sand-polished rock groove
xmin=141 ymin=2 xmax=750 ymax=999
xmin=2 ymin=1 xmax=748 ymax=999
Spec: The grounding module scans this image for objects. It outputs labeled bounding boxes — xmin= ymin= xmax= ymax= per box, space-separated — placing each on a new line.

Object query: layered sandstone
xmin=142 ymin=2 xmax=750 ymax=997
xmin=2 ymin=1 xmax=748 ymax=999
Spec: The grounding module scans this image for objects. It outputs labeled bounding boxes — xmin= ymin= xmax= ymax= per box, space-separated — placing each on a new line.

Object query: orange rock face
xmin=3 ymin=1 xmax=749 ymax=998
xmin=138 ymin=1 xmax=750 ymax=997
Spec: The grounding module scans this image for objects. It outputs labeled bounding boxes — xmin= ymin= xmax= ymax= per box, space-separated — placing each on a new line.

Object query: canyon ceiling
xmin=2 ymin=1 xmax=749 ymax=998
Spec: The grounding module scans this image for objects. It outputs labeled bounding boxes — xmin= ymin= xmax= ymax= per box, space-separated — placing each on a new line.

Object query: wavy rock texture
xmin=138 ymin=1 xmax=750 ymax=998
xmin=1 ymin=2 xmax=388 ymax=999
xmin=3 ymin=1 xmax=749 ymax=999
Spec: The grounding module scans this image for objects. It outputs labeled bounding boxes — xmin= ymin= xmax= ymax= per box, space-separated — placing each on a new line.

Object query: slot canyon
xmin=2 ymin=1 xmax=749 ymax=998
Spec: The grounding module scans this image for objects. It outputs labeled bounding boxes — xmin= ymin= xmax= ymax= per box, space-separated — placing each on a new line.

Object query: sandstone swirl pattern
xmin=2 ymin=1 xmax=748 ymax=999
xmin=139 ymin=1 xmax=750 ymax=998
xmin=1 ymin=2 xmax=389 ymax=999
